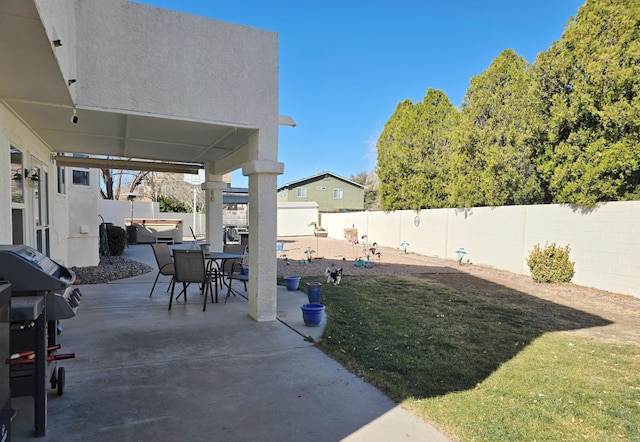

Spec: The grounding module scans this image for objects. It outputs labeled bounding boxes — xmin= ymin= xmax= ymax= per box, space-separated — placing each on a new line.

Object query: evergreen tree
xmin=377 ymin=100 xmax=418 ymax=210
xmin=377 ymin=89 xmax=459 ymax=210
xmin=410 ymin=89 xmax=459 ymax=209
xmin=450 ymin=49 xmax=543 ymax=207
xmin=534 ymin=0 xmax=640 ymax=206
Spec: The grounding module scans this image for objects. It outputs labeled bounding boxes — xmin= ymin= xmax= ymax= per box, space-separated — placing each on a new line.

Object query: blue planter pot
xmin=306 ymin=282 xmax=322 ymax=304
xmin=284 ymin=276 xmax=301 ymax=291
xmin=301 ymin=303 xmax=325 ymax=327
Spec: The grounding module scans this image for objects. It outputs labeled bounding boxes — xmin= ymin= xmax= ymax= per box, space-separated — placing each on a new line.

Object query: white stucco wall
xmin=321 ymin=202 xmax=640 ymax=299
xmin=35 ymin=0 xmax=78 ymax=102
xmin=0 ymin=105 xmax=53 ymax=244
xmin=1 ymin=102 xmax=98 ymax=266
xmin=64 ymin=167 xmax=100 ymax=266
xmin=74 ymin=0 xmax=278 ymax=142
xmin=3 ymin=0 xmax=281 ymax=306
xmin=0 ymin=107 xmax=13 ymax=245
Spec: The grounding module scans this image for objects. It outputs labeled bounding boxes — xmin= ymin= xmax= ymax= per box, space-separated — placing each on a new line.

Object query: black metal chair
xmin=170 ymin=249 xmax=216 ymax=311
xmin=225 ymin=261 xmax=248 ymax=303
xmin=219 ymin=244 xmax=247 ymax=289
xmin=149 ymin=243 xmax=175 ymax=297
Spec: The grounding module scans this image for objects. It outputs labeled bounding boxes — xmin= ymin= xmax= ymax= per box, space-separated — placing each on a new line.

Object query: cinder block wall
xmin=321 ymin=201 xmax=640 ymax=299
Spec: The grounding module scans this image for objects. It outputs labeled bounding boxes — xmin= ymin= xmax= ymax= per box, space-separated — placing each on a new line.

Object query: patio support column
xmin=202 ymin=173 xmax=227 ymax=252
xmin=243 ymin=159 xmax=284 ymax=321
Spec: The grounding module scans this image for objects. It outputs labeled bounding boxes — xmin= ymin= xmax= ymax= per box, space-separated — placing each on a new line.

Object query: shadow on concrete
xmin=10 ymin=244 xmax=450 ymax=442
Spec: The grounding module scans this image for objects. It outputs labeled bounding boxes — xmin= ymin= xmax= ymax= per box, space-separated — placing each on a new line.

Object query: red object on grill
xmin=9 ymin=353 xmax=76 ymax=366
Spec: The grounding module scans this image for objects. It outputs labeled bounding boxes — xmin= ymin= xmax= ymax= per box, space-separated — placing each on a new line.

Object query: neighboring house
xmin=1 ymin=0 xmax=289 ymax=322
xmin=277 ymin=172 xmax=365 ymax=212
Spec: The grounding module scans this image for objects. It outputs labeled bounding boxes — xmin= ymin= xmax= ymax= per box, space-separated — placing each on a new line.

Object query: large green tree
xmin=411 ymin=89 xmax=460 ymax=209
xmin=377 ymin=89 xmax=459 ymax=210
xmin=449 ymin=49 xmax=544 ymax=207
xmin=377 ymin=99 xmax=419 ymax=210
xmin=534 ymin=0 xmax=640 ymax=205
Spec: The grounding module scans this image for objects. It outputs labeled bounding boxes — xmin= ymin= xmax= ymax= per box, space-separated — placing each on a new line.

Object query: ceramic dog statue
xmin=325 ymin=267 xmax=342 ymax=285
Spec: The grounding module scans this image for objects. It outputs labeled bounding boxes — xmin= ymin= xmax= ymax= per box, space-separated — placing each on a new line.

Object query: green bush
xmin=159 ymin=195 xmax=191 ymax=213
xmin=106 ymin=225 xmax=127 ymax=256
xmin=526 ymin=242 xmax=575 ymax=283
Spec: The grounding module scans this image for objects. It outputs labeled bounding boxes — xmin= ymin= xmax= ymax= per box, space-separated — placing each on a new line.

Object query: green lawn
xmin=308 ymin=274 xmax=640 ymax=441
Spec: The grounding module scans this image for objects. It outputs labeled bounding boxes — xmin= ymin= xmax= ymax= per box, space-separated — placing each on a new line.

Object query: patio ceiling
xmin=0 ymin=1 xmax=256 ymax=168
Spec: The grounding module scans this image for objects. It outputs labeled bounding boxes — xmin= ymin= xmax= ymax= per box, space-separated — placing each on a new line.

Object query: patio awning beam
xmin=54 ymin=155 xmax=202 ymax=174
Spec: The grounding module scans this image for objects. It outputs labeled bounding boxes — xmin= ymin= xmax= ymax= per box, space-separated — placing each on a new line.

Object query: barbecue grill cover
xmin=0 ymin=245 xmax=75 ymax=292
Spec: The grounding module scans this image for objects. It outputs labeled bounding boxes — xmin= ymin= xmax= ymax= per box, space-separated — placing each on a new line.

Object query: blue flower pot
xmin=284 ymin=276 xmax=301 ymax=291
xmin=306 ymin=282 xmax=322 ymax=304
xmin=301 ymin=303 xmax=325 ymax=327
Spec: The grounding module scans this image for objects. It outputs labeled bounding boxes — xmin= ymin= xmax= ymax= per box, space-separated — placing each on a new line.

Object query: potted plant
xmin=309 ymin=221 xmax=327 ymax=237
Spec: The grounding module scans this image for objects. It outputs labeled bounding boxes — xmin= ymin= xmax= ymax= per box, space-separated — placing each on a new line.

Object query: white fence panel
xmin=321 ymin=201 xmax=640 ymax=298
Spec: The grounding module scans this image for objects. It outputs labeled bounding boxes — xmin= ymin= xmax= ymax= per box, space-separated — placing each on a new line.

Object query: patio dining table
xmin=169 ymin=248 xmax=243 ymax=304
xmin=204 ymin=252 xmax=244 ymax=303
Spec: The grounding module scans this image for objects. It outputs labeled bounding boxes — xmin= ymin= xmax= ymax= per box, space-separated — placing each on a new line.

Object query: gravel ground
xmin=67 ymin=236 xmax=497 ymax=284
xmin=70 ymin=236 xmax=439 ymax=285
xmin=276 ymin=236 xmax=460 ymax=278
xmin=70 ymin=256 xmax=153 ymax=284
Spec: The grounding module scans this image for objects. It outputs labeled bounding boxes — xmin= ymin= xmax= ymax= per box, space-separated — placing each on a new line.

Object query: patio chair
xmin=149 ymin=243 xmax=175 ymax=297
xmin=225 ymin=260 xmax=248 ymax=303
xmin=219 ymin=243 xmax=247 ymax=288
xmin=170 ymin=249 xmax=216 ymax=311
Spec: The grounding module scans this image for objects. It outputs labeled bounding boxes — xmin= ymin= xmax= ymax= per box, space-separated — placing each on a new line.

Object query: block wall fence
xmin=320 ymin=201 xmax=640 ymax=299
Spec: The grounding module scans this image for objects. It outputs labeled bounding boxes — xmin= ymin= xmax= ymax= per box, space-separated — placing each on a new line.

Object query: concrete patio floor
xmin=10 ymin=244 xmax=450 ymax=441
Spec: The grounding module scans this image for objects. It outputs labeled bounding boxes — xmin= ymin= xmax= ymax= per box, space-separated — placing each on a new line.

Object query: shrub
xmin=106 ymin=225 xmax=127 ymax=256
xmin=343 ymin=227 xmax=358 ymax=243
xmin=527 ymin=242 xmax=575 ymax=283
xmin=159 ymin=195 xmax=191 ymax=213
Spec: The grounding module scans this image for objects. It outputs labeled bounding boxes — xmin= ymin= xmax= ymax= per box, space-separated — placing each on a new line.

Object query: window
xmin=10 ymin=146 xmax=24 ymax=204
xmin=57 ymin=166 xmax=66 ymax=195
xmin=297 ymin=187 xmax=307 ymax=198
xmin=333 ymin=188 xmax=343 ymax=199
xmin=72 ymin=169 xmax=90 ymax=186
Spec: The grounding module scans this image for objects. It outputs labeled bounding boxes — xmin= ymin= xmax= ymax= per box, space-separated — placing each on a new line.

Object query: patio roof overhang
xmin=0 ymin=1 xmax=258 ymax=168
xmin=53 ymin=155 xmax=202 ymax=175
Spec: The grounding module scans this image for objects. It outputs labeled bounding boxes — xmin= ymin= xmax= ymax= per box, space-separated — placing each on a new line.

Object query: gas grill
xmin=0 ymin=245 xmax=82 ymax=437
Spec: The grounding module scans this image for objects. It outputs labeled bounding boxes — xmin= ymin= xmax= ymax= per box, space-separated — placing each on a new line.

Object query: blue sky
xmin=136 ymin=0 xmax=585 ymax=187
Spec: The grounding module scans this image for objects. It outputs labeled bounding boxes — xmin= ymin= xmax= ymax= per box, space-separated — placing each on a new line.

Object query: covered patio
xmin=10 ymin=244 xmax=447 ymax=441
xmin=1 ymin=0 xmax=288 ymax=321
